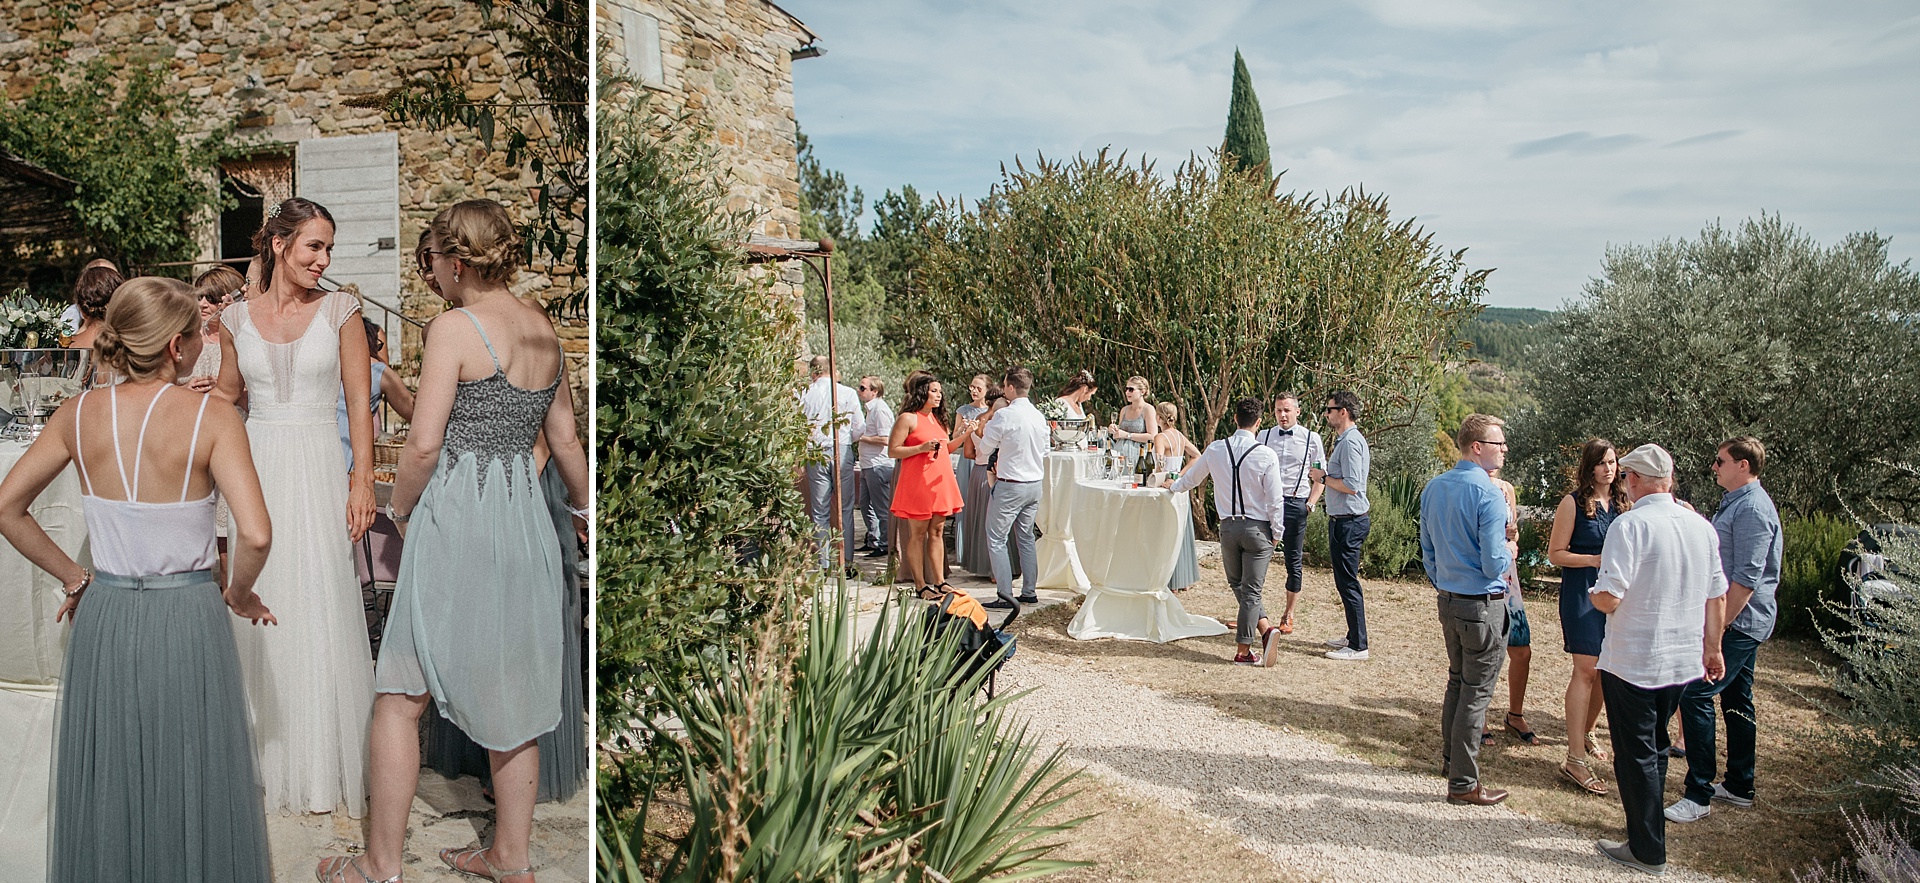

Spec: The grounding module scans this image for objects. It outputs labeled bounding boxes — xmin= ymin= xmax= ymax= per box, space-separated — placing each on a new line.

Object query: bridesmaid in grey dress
xmin=0 ymin=277 xmax=277 ymax=882
xmin=1108 ymin=375 xmax=1160 ymax=469
xmin=1154 ymin=401 xmax=1203 ymax=591
xmin=318 ymin=201 xmax=590 ymax=883
xmin=952 ymin=374 xmax=990 ymax=567
xmin=958 ymin=391 xmax=1009 ymax=576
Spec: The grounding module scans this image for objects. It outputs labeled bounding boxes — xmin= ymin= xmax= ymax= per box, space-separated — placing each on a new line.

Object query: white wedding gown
xmin=225 ymin=291 xmax=373 ymax=816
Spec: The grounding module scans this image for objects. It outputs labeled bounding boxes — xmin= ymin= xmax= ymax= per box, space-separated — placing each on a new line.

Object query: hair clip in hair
xmin=266 ymin=202 xmax=283 ymax=220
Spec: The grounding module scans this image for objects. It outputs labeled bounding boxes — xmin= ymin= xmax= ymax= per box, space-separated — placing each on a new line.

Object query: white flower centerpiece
xmin=0 ymin=290 xmax=91 ymax=438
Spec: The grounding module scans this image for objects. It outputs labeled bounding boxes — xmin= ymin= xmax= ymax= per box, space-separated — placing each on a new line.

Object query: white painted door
xmin=296 ymin=133 xmax=400 ymax=311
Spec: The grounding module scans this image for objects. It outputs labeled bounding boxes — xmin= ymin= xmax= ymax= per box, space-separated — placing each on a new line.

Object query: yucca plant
xmin=603 ymin=585 xmax=1089 ymax=882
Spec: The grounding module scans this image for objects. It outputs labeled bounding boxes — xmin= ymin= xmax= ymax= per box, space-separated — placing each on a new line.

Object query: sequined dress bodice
xmin=439 ymin=309 xmax=559 ymax=487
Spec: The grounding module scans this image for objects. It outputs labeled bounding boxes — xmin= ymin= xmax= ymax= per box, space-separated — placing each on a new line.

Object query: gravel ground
xmin=1004 ymin=654 xmax=1732 ymax=883
xmin=264 ymin=769 xmax=589 ymax=883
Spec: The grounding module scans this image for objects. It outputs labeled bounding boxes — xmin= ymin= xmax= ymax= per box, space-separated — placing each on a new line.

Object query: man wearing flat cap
xmin=1588 ymin=443 xmax=1728 ymax=876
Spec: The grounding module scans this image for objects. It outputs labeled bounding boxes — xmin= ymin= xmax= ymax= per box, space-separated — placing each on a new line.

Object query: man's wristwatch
xmin=385 ymin=502 xmax=411 ymax=524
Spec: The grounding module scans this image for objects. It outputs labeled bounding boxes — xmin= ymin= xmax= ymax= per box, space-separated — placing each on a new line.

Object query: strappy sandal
xmin=1560 ymin=758 xmax=1609 ymax=796
xmin=1585 ymin=731 xmax=1609 ymax=763
xmin=441 ymin=846 xmax=534 ymax=882
xmin=1505 ymin=712 xmax=1540 ymax=745
xmin=316 ymin=855 xmax=401 ymax=883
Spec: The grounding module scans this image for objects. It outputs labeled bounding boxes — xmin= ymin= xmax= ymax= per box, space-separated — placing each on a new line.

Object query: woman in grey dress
xmin=0 ymin=277 xmax=277 ymax=883
xmin=1108 ymin=375 xmax=1160 ymax=469
xmin=1154 ymin=401 xmax=1202 ymax=591
xmin=952 ymin=374 xmax=991 ymax=567
xmin=317 ymin=201 xmax=590 ymax=883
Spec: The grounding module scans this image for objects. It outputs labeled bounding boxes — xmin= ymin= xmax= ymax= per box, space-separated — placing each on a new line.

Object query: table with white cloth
xmin=0 ymin=439 xmax=87 ymax=883
xmin=1035 ymin=451 xmax=1226 ymax=642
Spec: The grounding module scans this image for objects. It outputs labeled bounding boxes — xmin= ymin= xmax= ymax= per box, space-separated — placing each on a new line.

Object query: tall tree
xmin=1222 ymin=49 xmax=1271 ymax=172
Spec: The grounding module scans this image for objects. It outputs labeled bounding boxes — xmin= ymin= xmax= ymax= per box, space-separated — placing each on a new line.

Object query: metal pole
xmin=821 ymin=247 xmax=845 ymax=574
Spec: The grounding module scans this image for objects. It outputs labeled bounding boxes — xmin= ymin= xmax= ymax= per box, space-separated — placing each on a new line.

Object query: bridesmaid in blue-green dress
xmin=318 ymin=201 xmax=590 ymax=883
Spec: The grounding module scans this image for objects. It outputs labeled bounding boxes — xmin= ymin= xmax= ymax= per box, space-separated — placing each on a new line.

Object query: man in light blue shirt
xmin=1668 ymin=435 xmax=1782 ymax=823
xmin=1419 ymin=414 xmax=1516 ymax=805
xmin=1311 ymin=390 xmax=1372 ymax=657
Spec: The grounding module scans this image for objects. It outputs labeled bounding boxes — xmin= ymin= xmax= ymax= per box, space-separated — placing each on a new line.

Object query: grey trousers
xmin=806 ymin=455 xmax=857 ymax=570
xmin=860 ymin=463 xmax=894 ymax=551
xmin=986 ymin=479 xmax=1041 ymax=602
xmin=1438 ymin=592 xmax=1509 ymax=792
xmin=1219 ymin=518 xmax=1275 ymax=645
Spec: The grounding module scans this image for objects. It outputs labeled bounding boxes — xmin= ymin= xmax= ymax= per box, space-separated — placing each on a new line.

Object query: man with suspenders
xmin=1258 ymin=392 xmax=1325 ymax=635
xmin=1172 ymin=398 xmax=1288 ymax=665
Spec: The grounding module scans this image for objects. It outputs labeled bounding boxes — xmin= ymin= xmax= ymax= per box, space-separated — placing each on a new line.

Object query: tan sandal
xmin=1585 ymin=731 xmax=1609 ymax=763
xmin=441 ymin=847 xmax=533 ymax=882
xmin=1561 ymin=758 xmax=1608 ymax=795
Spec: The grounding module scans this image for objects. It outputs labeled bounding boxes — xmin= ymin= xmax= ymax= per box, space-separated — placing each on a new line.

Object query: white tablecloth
xmin=0 ymin=440 xmax=86 ymax=883
xmin=1036 ymin=452 xmax=1226 ymax=643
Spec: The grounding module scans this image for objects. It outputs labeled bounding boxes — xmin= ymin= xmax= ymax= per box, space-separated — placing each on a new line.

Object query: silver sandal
xmin=441 ymin=846 xmax=534 ymax=882
xmin=316 ymin=855 xmax=401 ymax=883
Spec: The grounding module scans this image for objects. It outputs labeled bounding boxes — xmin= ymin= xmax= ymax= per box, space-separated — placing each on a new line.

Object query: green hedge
xmin=595 ymin=86 xmax=817 ymax=796
xmin=1775 ymin=513 xmax=1853 ymax=638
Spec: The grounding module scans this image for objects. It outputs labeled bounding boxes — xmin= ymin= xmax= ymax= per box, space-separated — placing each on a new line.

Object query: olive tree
xmin=1513 ymin=214 xmax=1920 ymax=516
xmin=908 ymin=151 xmax=1483 ymax=452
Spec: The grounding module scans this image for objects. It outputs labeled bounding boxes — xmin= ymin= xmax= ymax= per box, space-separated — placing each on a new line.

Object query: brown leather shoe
xmin=1447 ymin=785 xmax=1511 ymax=806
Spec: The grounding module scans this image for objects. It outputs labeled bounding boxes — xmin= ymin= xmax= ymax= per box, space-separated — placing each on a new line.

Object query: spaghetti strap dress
xmin=889 ymin=412 xmax=964 ymax=520
xmin=1558 ymin=499 xmax=1618 ymax=656
xmin=53 ymin=386 xmax=271 ymax=882
xmin=375 ymin=309 xmax=566 ymax=751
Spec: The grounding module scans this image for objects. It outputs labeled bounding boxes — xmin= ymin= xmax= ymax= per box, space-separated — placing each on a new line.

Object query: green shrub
xmin=599 ymin=591 xmax=1087 ymax=883
xmin=1516 ymin=516 xmax=1552 ymax=587
xmin=1777 ymin=514 xmax=1854 ymax=637
xmin=1300 ymin=492 xmax=1422 ymax=580
xmin=595 ymin=83 xmax=816 ymax=799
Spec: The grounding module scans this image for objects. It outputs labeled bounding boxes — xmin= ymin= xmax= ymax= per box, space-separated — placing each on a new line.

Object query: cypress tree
xmin=1221 ymin=49 xmax=1270 ymax=172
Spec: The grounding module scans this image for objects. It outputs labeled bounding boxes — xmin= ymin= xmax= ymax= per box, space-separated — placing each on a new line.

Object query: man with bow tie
xmin=1258 ymin=392 xmax=1325 ymax=635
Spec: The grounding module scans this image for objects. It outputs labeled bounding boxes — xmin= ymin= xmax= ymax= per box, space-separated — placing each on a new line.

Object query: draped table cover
xmin=1035 ymin=452 xmax=1226 ymax=643
xmin=0 ymin=440 xmax=86 ymax=883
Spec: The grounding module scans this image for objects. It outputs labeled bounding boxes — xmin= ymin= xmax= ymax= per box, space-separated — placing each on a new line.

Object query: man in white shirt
xmin=1172 ymin=397 xmax=1288 ymax=666
xmin=798 ymin=355 xmax=861 ymax=572
xmin=1589 ymin=443 xmax=1728 ymax=877
xmin=977 ymin=366 xmax=1049 ymax=608
xmin=854 ymin=376 xmax=897 ymax=558
xmin=1258 ymin=392 xmax=1325 ymax=634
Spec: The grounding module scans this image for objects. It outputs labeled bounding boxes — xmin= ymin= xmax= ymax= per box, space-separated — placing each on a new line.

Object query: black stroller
xmin=923 ymin=590 xmax=1019 ymax=699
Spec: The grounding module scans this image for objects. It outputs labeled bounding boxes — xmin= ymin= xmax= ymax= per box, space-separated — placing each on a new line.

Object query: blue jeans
xmin=1680 ymin=628 xmax=1762 ymax=804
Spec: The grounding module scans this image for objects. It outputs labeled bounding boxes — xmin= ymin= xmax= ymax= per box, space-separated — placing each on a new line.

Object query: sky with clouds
xmin=784 ymin=0 xmax=1920 ymax=310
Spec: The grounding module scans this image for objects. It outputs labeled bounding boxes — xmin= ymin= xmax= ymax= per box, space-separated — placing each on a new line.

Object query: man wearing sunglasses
xmin=1311 ymin=391 xmax=1372 ymax=660
xmin=1667 ymin=436 xmax=1780 ymax=825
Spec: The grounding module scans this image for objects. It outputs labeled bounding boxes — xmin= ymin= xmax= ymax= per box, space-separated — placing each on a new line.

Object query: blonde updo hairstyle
xmin=425 ymin=199 xmax=524 ymax=285
xmin=1155 ymin=401 xmax=1180 ymax=429
xmin=93 ymin=277 xmax=198 ymax=381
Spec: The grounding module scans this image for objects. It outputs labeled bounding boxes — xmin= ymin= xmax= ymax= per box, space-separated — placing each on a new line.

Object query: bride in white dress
xmin=215 ymin=197 xmax=378 ymax=816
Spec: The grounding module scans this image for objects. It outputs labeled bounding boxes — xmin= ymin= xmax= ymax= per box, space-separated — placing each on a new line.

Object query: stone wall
xmin=598 ymin=0 xmax=813 ymax=340
xmin=0 ymin=0 xmax=589 ymax=423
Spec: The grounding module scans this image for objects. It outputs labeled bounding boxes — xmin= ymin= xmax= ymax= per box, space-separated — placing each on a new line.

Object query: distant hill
xmin=1463 ymin=305 xmax=1556 ymax=367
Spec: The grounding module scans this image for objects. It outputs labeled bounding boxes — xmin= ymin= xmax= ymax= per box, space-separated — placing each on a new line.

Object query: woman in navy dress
xmin=1550 ymin=437 xmax=1629 ymax=796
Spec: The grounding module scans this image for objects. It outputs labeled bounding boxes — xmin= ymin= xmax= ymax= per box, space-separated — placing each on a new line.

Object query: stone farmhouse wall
xmin=0 ymin=0 xmax=588 ymax=415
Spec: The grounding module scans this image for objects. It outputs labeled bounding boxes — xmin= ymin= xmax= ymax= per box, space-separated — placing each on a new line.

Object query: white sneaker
xmin=1711 ymin=783 xmax=1753 ymax=807
xmin=1663 ymin=797 xmax=1711 ymax=823
xmin=1324 ymin=637 xmax=1349 ymax=649
xmin=1326 ymin=647 xmax=1369 ymax=661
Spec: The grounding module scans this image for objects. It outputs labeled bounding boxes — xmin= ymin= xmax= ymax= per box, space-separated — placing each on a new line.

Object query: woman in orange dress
xmin=888 ymin=371 xmax=965 ymax=591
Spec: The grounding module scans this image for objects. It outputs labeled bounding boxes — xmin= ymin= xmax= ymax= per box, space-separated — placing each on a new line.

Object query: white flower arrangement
xmin=0 ymin=289 xmax=69 ymax=349
xmin=1035 ymin=398 xmax=1069 ymax=421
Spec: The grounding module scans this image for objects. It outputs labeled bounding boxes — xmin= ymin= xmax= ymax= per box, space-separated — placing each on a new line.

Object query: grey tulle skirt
xmin=52 ymin=570 xmax=271 ymax=883
xmin=420 ymin=461 xmax=587 ymax=802
xmin=1168 ymin=513 xmax=1199 ymax=590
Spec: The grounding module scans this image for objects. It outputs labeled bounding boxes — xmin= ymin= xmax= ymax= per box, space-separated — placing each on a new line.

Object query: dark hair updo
xmin=251 ymin=198 xmax=336 ymax=291
xmin=73 ymin=266 xmax=125 ymax=321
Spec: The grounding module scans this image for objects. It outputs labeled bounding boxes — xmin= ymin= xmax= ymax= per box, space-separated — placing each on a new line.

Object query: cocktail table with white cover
xmin=0 ymin=439 xmax=86 ymax=883
xmin=1036 ymin=451 xmax=1226 ymax=642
